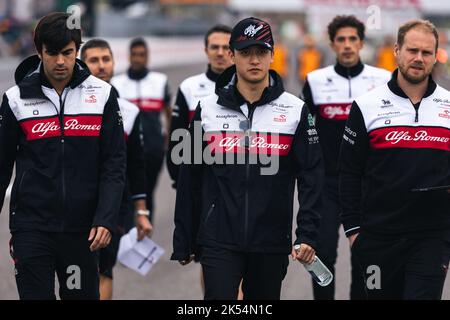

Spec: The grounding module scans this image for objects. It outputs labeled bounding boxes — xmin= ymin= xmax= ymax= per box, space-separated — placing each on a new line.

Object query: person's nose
xmin=249 ymin=52 xmax=260 ymax=64
xmin=217 ymin=46 xmax=225 ymax=56
xmin=56 ymin=54 xmax=64 ymax=65
xmin=413 ymin=51 xmax=425 ymax=64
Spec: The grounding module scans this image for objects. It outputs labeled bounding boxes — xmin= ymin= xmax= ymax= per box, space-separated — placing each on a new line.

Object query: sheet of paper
xmin=117 ymin=228 xmax=165 ymax=276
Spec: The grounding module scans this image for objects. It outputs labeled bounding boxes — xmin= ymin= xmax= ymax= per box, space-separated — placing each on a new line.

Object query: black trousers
xmin=144 ymin=153 xmax=164 ymax=222
xmin=352 ymin=231 xmax=450 ymax=300
xmin=10 ymin=230 xmax=99 ymax=300
xmin=313 ymin=176 xmax=366 ymax=300
xmin=200 ymin=245 xmax=289 ymax=300
xmin=99 ymin=199 xmax=134 ymax=279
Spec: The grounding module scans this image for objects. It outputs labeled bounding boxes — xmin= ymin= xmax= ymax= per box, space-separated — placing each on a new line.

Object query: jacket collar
xmin=205 ymin=64 xmax=221 ymax=82
xmin=215 ymin=65 xmax=285 ymax=110
xmin=110 ymin=84 xmax=120 ymax=98
xmin=15 ymin=55 xmax=91 ymax=99
xmin=127 ymin=67 xmax=149 ymax=80
xmin=387 ymin=68 xmax=437 ymax=99
xmin=334 ymin=60 xmax=364 ymax=78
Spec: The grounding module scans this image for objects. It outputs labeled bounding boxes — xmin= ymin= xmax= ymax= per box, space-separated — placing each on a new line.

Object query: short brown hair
xmin=80 ymin=38 xmax=113 ymax=61
xmin=327 ymin=15 xmax=365 ymax=42
xmin=397 ymin=19 xmax=439 ymax=53
xmin=204 ymin=24 xmax=232 ymax=48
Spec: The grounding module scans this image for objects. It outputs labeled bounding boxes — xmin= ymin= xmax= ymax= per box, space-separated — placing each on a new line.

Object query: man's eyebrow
xmin=62 ymin=48 xmax=74 ymax=53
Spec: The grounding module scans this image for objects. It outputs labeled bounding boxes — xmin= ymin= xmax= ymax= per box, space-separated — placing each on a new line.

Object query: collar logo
xmin=381 ymin=99 xmax=393 ymax=108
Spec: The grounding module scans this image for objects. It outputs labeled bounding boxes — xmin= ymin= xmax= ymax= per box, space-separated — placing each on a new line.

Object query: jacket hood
xmin=14 ymin=54 xmax=91 ymax=99
xmin=215 ymin=65 xmax=285 ymax=110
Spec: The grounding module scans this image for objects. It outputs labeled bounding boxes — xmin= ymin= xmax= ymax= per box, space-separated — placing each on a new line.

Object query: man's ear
xmin=330 ymin=40 xmax=336 ymax=53
xmin=393 ymin=43 xmax=399 ymax=58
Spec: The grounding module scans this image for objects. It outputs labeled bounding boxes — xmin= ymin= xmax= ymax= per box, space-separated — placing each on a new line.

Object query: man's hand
xmin=136 ymin=215 xmax=153 ymax=241
xmin=88 ymin=226 xmax=111 ymax=252
xmin=179 ymin=254 xmax=195 ymax=266
xmin=349 ymin=233 xmax=359 ymax=248
xmin=292 ymin=243 xmax=315 ymax=264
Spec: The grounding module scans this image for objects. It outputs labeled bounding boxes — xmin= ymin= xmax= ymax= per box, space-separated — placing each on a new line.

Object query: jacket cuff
xmin=170 ymin=252 xmax=191 ymax=261
xmin=295 ymin=236 xmax=317 ymax=251
xmin=343 ymin=224 xmax=361 ymax=237
xmin=131 ymin=193 xmax=147 ymax=201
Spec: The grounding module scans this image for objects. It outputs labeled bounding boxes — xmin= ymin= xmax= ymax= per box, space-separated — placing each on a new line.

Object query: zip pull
xmin=411 ymin=100 xmax=420 ymax=123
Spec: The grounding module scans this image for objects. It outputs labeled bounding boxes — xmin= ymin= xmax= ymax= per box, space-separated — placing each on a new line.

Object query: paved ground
xmin=0 ymin=58 xmax=448 ymax=300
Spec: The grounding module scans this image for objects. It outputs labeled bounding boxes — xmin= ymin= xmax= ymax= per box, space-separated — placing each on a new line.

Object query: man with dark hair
xmin=340 ymin=19 xmax=450 ymax=300
xmin=167 ymin=23 xmax=234 ymax=297
xmin=81 ymin=38 xmax=153 ymax=300
xmin=302 ymin=15 xmax=390 ymax=300
xmin=172 ymin=17 xmax=324 ymax=300
xmin=0 ymin=13 xmax=126 ymax=299
xmin=168 ymin=24 xmax=233 ymax=186
xmin=111 ymin=37 xmax=171 ymax=223
xmin=80 ymin=38 xmax=110 ymax=61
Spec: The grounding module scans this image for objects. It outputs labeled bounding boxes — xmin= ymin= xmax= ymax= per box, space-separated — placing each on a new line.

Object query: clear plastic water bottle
xmin=294 ymin=245 xmax=333 ymax=287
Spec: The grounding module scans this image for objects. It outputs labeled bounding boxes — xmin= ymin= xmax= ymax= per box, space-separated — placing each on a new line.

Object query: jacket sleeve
xmin=293 ymin=103 xmax=324 ymax=250
xmin=171 ymin=102 xmax=203 ymax=261
xmin=338 ymin=101 xmax=368 ymax=237
xmin=167 ymin=87 xmax=190 ymax=186
xmin=92 ymin=89 xmax=127 ymax=232
xmin=127 ymin=113 xmax=146 ymax=201
xmin=301 ymin=78 xmax=318 ymax=116
xmin=0 ymin=94 xmax=19 ymax=211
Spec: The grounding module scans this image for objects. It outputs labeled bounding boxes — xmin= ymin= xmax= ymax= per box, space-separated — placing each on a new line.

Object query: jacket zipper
xmin=137 ymin=80 xmax=142 ymax=110
xmin=413 ymin=102 xmax=419 ymax=122
xmin=244 ymin=103 xmax=257 ymax=248
xmin=59 ymin=93 xmax=66 ymax=221
xmin=347 ymin=68 xmax=352 ymax=98
xmin=409 ymin=100 xmax=420 ymax=122
xmin=45 ymin=91 xmax=67 ymax=226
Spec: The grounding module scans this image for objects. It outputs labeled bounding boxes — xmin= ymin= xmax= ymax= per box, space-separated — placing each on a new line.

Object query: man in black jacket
xmin=167 ymin=24 xmax=233 ymax=187
xmin=81 ymin=38 xmax=153 ymax=300
xmin=172 ymin=17 xmax=324 ymax=300
xmin=302 ymin=15 xmax=390 ymax=300
xmin=0 ymin=13 xmax=126 ymax=299
xmin=339 ymin=19 xmax=450 ymax=299
xmin=166 ymin=24 xmax=236 ymax=297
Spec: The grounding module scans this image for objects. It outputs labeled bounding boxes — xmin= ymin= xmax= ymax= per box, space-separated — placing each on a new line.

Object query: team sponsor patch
xmin=369 ymin=126 xmax=450 ymax=151
xmin=20 ymin=115 xmax=102 ymax=140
